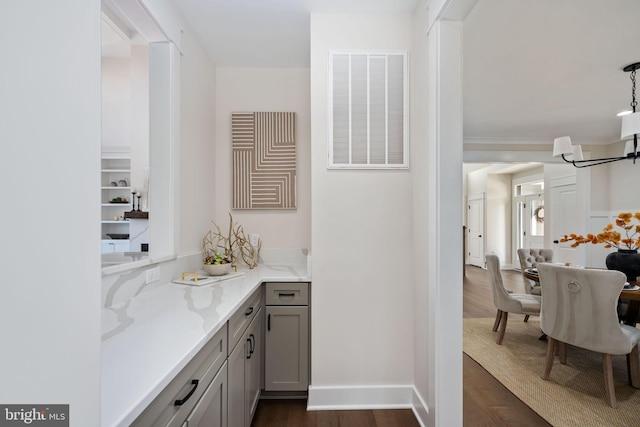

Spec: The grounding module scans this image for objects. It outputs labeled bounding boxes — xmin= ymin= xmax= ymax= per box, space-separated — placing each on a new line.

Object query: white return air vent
xmin=328 ymin=51 xmax=408 ymax=169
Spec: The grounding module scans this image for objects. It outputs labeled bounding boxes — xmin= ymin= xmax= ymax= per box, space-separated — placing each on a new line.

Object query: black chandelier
xmin=553 ymin=62 xmax=640 ymax=168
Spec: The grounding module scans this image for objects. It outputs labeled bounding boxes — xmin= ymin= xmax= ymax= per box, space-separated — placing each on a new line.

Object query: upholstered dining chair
xmin=537 ymin=264 xmax=640 ymax=408
xmin=517 ymin=248 xmax=554 ymax=296
xmin=486 ymin=254 xmax=542 ymax=345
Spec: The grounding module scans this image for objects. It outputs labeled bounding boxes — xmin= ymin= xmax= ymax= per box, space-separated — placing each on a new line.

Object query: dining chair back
xmin=517 ymin=248 xmax=553 ymax=295
xmin=486 ymin=254 xmax=541 ymax=345
xmin=537 ymin=263 xmax=640 ymax=408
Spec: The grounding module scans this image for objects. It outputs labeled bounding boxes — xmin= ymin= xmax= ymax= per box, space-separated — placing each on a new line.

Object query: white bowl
xmin=203 ymin=263 xmax=232 ymax=276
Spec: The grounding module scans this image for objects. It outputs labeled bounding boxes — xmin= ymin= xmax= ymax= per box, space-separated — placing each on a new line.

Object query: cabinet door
xmin=245 ymin=310 xmax=262 ymax=425
xmin=265 ymin=306 xmax=309 ymax=391
xmin=227 ymin=335 xmax=247 ymax=427
xmin=183 ymin=363 xmax=227 ymax=427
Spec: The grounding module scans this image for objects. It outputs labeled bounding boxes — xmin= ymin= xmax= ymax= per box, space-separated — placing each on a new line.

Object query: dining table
xmin=523 ymin=267 xmax=640 ymax=326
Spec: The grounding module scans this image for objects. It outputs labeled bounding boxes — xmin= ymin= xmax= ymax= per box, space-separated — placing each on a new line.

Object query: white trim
xmin=464 ymin=150 xmax=559 ymax=163
xmin=549 ymin=174 xmax=576 ymax=188
xmin=411 ymin=387 xmax=428 ymax=427
xmin=464 ymin=136 xmax=608 ymax=146
xmin=512 ymin=172 xmax=544 ymax=187
xmin=427 ymin=18 xmax=464 ymax=427
xmin=307 ymin=385 xmax=414 ymax=410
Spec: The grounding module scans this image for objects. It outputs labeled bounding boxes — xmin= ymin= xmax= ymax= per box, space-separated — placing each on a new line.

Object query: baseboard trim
xmin=411 ymin=387 xmax=428 ymax=427
xmin=307 ymin=385 xmax=414 ymax=410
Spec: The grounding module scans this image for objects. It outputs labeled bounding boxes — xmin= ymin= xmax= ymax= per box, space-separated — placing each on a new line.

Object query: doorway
xmin=467 ymin=193 xmax=485 ymax=268
xmin=549 ymin=180 xmax=578 ymax=265
xmin=513 ymin=179 xmax=545 ymax=263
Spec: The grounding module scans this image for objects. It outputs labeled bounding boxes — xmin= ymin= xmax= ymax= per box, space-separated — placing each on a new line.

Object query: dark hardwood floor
xmin=251 ymin=265 xmax=550 ymax=427
xmin=462 ymin=265 xmax=551 ymax=427
xmin=252 ymin=399 xmax=419 ymax=427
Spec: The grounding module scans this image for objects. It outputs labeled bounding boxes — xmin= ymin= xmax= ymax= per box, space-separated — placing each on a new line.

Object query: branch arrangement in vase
xmin=202 ymin=213 xmax=262 ymax=269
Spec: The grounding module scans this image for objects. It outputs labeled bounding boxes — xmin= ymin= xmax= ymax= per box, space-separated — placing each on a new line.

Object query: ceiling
xmin=463 ymin=0 xmax=640 ymax=145
xmin=172 ymin=0 xmax=420 ymax=68
xmin=169 ymin=0 xmax=640 ymax=146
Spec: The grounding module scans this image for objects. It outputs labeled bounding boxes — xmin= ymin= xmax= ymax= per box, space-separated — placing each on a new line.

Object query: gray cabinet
xmin=245 ymin=312 xmax=262 ymax=420
xmin=182 ymin=362 xmax=227 ymax=427
xmin=131 ymin=324 xmax=227 ymax=427
xmin=264 ymin=282 xmax=310 ymax=392
xmin=228 ymin=288 xmax=263 ymax=427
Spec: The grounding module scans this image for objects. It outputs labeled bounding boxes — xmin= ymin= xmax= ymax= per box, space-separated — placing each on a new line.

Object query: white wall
xmin=486 ymin=174 xmax=511 ymax=262
xmin=467 ymin=167 xmax=488 ymax=195
xmin=178 ymin=26 xmax=218 ymax=255
xmin=130 ymin=45 xmax=150 ymax=198
xmin=605 ymin=141 xmax=640 ymax=210
xmin=214 ymin=68 xmax=311 ymax=249
xmin=0 ymin=1 xmax=101 ymax=424
xmin=102 ymin=57 xmax=132 ymax=147
xmin=309 ymin=13 xmax=415 ymax=404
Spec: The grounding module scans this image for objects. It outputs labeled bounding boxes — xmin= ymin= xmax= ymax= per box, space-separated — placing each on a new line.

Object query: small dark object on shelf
xmin=107 ymin=233 xmax=130 ymax=240
xmin=124 ymin=211 xmax=149 ymax=219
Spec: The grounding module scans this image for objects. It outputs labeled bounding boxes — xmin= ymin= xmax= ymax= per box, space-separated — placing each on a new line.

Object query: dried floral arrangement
xmin=202 ymin=213 xmax=262 ymax=268
xmin=560 ymin=212 xmax=640 ymax=250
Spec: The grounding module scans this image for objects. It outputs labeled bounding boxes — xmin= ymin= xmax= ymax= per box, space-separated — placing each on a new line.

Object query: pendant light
xmin=553 ymin=62 xmax=640 ymax=168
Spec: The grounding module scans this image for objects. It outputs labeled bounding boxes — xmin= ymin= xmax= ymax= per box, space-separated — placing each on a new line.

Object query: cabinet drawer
xmin=182 ymin=361 xmax=227 ymax=427
xmin=132 ymin=324 xmax=227 ymax=427
xmin=227 ymin=288 xmax=262 ymax=355
xmin=265 ymin=282 xmax=309 ymax=306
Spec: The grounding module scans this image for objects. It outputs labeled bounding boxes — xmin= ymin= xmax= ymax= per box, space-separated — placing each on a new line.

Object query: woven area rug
xmin=464 ymin=317 xmax=640 ymax=426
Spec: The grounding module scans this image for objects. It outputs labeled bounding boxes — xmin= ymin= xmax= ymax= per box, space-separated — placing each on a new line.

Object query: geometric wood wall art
xmin=232 ymin=112 xmax=297 ymax=209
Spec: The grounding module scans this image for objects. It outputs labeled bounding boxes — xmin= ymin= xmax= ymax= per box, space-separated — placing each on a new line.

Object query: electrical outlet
xmin=249 ymin=233 xmax=260 ymax=246
xmin=146 ymin=267 xmax=160 ymax=284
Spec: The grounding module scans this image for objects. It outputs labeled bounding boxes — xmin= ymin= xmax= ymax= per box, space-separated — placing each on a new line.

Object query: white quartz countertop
xmin=101 ymin=263 xmax=310 ymax=427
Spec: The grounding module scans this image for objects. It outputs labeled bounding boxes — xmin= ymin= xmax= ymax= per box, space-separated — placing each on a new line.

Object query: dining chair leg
xmin=558 ymin=342 xmax=567 ymax=364
xmin=602 ymin=353 xmax=618 ymax=408
xmin=541 ymin=337 xmax=556 ymax=380
xmin=628 ymin=344 xmax=640 ymax=388
xmin=492 ymin=310 xmax=502 ymax=332
xmin=496 ymin=311 xmax=508 ymax=345
xmin=523 ymin=314 xmax=530 ymax=323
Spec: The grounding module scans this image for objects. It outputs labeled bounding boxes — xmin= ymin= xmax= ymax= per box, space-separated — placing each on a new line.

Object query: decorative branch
xmin=202 ymin=213 xmax=262 ymax=268
xmin=233 ymin=224 xmax=262 ymax=268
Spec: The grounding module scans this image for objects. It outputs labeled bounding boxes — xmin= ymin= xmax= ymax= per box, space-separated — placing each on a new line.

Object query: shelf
xmin=124 ymin=211 xmax=149 ymax=219
xmin=101 ymin=169 xmax=130 ymax=173
xmin=101 ymin=154 xmax=131 ymax=255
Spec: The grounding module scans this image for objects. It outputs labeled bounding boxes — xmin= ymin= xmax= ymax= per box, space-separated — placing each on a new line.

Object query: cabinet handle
xmin=246 ymin=337 xmax=252 ymax=359
xmin=278 ymin=292 xmax=295 ymax=297
xmin=174 ymin=379 xmax=199 ymax=406
xmin=245 ymin=306 xmax=254 ymax=316
xmin=267 ymin=314 xmax=271 ymax=331
xmin=249 ymin=334 xmax=255 ymax=353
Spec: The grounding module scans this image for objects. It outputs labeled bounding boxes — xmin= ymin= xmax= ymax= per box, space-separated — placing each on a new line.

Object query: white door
xmin=467 ymin=194 xmax=485 ymax=268
xmin=550 ymin=183 xmax=578 ymax=265
xmin=519 ymin=194 xmax=544 ymax=250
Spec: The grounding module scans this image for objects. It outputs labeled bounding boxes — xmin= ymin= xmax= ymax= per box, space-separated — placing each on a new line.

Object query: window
xmin=328 ymin=51 xmax=409 ymax=169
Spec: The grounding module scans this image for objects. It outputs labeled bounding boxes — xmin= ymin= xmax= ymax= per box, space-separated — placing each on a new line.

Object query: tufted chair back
xmin=517 ymin=248 xmax=553 ymax=295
